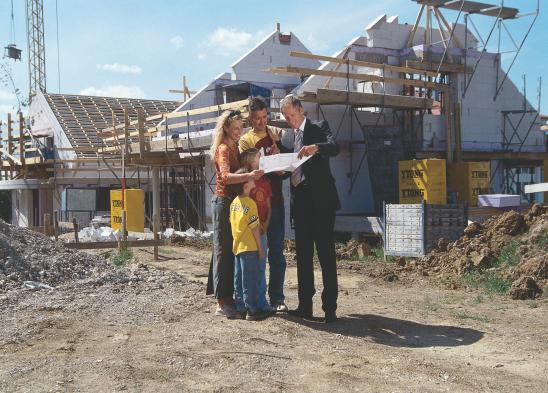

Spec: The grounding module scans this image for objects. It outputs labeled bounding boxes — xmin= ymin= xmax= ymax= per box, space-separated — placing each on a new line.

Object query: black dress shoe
xmin=288 ymin=307 xmax=313 ymax=319
xmin=324 ymin=312 xmax=338 ymax=323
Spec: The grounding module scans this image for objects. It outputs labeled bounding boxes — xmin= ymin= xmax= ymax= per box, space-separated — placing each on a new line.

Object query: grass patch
xmin=526 ymin=300 xmax=539 ymax=309
xmin=422 ymin=296 xmax=440 ymax=312
xmin=111 ymin=249 xmax=133 ymax=266
xmin=452 ymin=311 xmax=490 ymax=323
xmin=535 ymin=231 xmax=548 ymax=248
xmin=371 ymin=246 xmax=396 ymax=262
xmin=472 ymin=294 xmax=484 ymax=304
xmin=497 ymin=240 xmax=520 ymax=267
xmin=159 ymin=247 xmax=177 ymax=255
xmin=461 ymin=270 xmax=512 ymax=295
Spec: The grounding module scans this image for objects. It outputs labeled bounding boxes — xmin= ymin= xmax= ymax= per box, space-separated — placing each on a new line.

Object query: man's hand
xmin=250 ymin=170 xmax=264 ymax=180
xmin=270 ymin=143 xmax=280 ymax=155
xmin=297 ymin=144 xmax=319 ymax=159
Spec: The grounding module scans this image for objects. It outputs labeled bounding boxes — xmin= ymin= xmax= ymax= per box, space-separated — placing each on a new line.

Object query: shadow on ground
xmin=284 ymin=313 xmax=484 ymax=348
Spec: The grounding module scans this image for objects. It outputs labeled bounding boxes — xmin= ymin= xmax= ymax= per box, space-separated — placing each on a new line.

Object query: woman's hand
xmin=250 ymin=170 xmax=264 ymax=180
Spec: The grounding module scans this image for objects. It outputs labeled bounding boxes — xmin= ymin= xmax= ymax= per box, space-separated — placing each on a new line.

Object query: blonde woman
xmin=206 ymin=110 xmax=264 ymax=318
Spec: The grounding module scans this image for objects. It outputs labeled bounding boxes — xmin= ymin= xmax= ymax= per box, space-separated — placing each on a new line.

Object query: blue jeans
xmin=234 ymin=251 xmax=262 ymax=313
xmin=267 ymin=203 xmax=287 ymax=305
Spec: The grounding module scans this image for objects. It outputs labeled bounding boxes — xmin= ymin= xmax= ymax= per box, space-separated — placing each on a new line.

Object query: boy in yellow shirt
xmin=230 ymin=168 xmax=274 ymax=321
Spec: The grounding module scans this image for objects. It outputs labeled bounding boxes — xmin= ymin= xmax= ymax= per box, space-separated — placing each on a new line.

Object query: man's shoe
xmin=288 ymin=306 xmax=313 ymax=319
xmin=324 ymin=312 xmax=338 ymax=323
xmin=227 ymin=309 xmax=246 ymax=320
xmin=275 ymin=303 xmax=289 ymax=313
xmin=246 ymin=309 xmax=272 ymax=321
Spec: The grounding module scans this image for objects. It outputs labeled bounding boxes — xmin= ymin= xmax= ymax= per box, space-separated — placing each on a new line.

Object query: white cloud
xmin=170 ymin=35 xmax=184 ymax=49
xmin=0 ymin=90 xmax=16 ymax=101
xmin=198 ymin=53 xmax=206 ymax=60
xmin=96 ymin=63 xmax=142 ymax=75
xmin=79 ymin=85 xmax=146 ymax=99
xmin=205 ymin=27 xmax=256 ymax=54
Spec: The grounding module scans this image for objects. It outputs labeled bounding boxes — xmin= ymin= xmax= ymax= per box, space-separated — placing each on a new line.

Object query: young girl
xmin=239 ymin=148 xmax=272 ymax=312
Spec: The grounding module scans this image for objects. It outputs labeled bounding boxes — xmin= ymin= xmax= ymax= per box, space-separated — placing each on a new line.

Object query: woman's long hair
xmin=209 ymin=110 xmax=243 ymax=161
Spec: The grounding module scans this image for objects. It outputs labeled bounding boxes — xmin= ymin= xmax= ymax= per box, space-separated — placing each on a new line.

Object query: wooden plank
xmin=162 ymin=99 xmax=250 ymax=121
xmin=304 ymin=89 xmax=434 ymax=109
xmin=413 ymin=0 xmax=519 ymax=19
xmin=266 ymin=66 xmax=452 ymax=91
xmin=137 ymin=109 xmax=146 ymax=159
xmin=19 ymin=113 xmax=25 ymax=167
xmin=524 ymin=183 xmax=548 ymax=194
xmin=290 ymin=50 xmax=439 ymax=78
xmin=406 ymin=4 xmax=426 ymax=47
xmin=435 ymin=6 xmax=464 ymax=49
xmin=444 ymin=93 xmax=453 ymax=163
xmin=0 ymin=150 xmax=22 ymax=165
xmin=64 ymin=239 xmax=167 ymax=250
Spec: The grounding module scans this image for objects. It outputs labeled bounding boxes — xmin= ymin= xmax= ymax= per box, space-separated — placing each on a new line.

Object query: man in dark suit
xmin=280 ymin=94 xmax=340 ymax=323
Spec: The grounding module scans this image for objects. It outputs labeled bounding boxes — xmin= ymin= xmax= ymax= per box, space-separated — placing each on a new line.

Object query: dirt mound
xmin=409 ymin=204 xmax=547 ymax=299
xmin=0 ymin=219 xmax=182 ymax=292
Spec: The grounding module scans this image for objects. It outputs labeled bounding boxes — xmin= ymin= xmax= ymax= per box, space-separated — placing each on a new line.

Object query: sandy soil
xmin=1 ymin=245 xmax=547 ymax=392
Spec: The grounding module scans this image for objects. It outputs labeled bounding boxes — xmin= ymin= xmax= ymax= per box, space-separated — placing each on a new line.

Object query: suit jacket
xmin=280 ymin=118 xmax=341 ymax=211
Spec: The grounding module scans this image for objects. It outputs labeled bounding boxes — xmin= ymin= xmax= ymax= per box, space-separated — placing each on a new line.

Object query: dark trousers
xmin=206 ymin=195 xmax=234 ymax=299
xmin=293 ymin=184 xmax=338 ymax=314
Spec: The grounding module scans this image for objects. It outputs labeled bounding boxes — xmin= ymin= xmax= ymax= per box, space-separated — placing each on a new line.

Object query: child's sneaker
xmin=215 ymin=305 xmax=238 ymax=319
xmin=275 ymin=303 xmax=288 ymax=313
xmin=246 ymin=309 xmax=272 ymax=321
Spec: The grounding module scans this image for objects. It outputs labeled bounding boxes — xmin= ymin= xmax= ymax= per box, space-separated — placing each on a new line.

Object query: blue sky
xmin=0 ymin=0 xmax=546 ymax=124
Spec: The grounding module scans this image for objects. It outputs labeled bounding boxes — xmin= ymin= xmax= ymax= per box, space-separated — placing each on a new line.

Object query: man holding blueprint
xmin=278 ymin=94 xmax=341 ymax=324
xmin=259 ymin=152 xmax=313 ymax=173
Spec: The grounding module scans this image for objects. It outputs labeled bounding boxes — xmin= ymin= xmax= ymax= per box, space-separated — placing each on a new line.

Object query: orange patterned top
xmin=214 ymin=143 xmax=240 ymax=198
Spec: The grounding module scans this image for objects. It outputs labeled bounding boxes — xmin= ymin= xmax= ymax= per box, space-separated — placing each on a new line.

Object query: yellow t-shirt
xmin=230 ymin=195 xmax=260 ymax=255
xmin=239 ymin=126 xmax=284 ymax=153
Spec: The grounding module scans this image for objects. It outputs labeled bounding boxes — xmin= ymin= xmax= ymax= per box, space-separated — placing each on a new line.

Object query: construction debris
xmin=0 ymin=219 xmax=182 ymax=292
xmin=403 ymin=204 xmax=547 ymax=299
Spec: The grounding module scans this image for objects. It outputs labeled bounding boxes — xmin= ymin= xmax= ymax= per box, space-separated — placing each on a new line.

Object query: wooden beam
xmin=266 ymin=66 xmax=452 ymax=91
xmin=0 ymin=150 xmax=22 ymax=165
xmin=137 ymin=109 xmax=146 ymax=159
xmin=435 ymin=7 xmax=464 ymax=49
xmin=301 ymin=89 xmax=434 ymax=109
xmin=432 ymin=8 xmax=454 ymax=62
xmin=19 ymin=112 xmax=25 ymax=166
xmin=444 ymin=93 xmax=453 ymax=163
xmin=413 ymin=1 xmax=519 ymax=19
xmin=64 ymin=239 xmax=167 ymax=250
xmin=162 ymin=99 xmax=250 ymax=121
xmin=290 ymin=51 xmax=439 ymax=78
xmin=454 ymin=102 xmax=462 ymax=162
xmin=406 ymin=4 xmax=426 ymax=47
xmin=124 ymin=107 xmax=130 ymax=159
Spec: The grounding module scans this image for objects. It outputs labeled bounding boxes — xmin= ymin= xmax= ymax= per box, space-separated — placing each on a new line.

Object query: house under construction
xmin=0 ymin=1 xmax=545 ymax=237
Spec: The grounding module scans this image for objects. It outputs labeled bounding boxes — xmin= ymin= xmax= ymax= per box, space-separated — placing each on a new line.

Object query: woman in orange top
xmin=207 ymin=110 xmax=263 ymax=318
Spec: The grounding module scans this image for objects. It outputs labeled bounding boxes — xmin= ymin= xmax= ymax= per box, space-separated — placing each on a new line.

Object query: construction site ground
xmin=1 ymin=242 xmax=547 ymax=393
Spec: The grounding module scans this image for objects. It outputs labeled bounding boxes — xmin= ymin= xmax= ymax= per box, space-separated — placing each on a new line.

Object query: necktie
xmin=291 ymin=129 xmax=304 ymax=187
